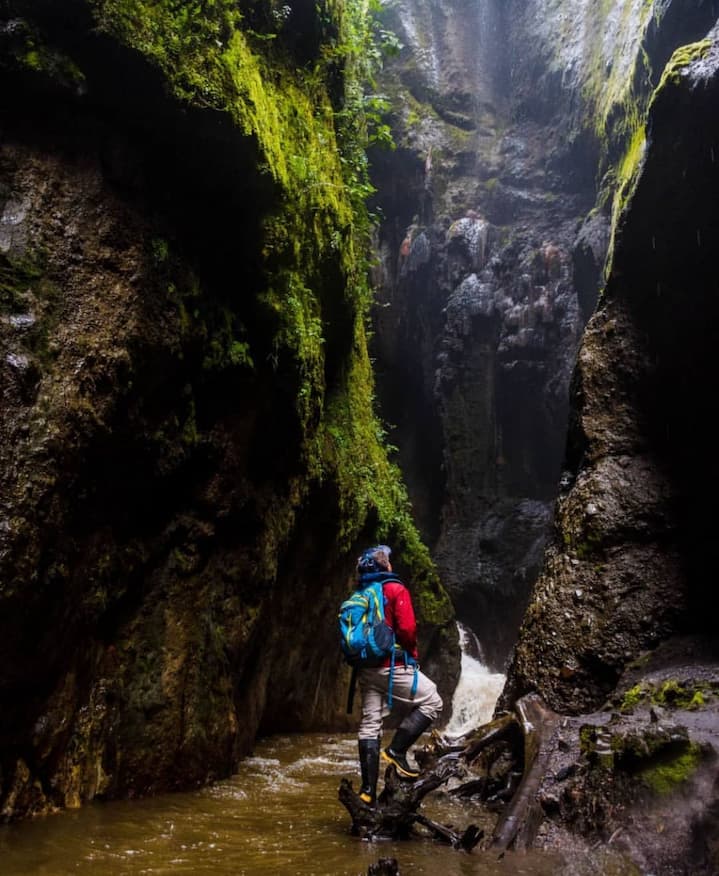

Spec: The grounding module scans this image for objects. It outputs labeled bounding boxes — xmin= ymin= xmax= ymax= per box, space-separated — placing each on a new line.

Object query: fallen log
xmin=462 ymin=713 xmax=520 ymax=764
xmin=490 ymin=693 xmax=560 ymax=851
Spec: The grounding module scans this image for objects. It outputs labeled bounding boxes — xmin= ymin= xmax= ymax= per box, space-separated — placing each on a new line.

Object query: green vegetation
xmin=654 ymin=39 xmax=712 ymax=91
xmin=0 ymin=253 xmax=43 ymax=314
xmin=322 ymin=323 xmax=449 ymax=615
xmin=85 ymin=0 xmax=447 ymax=615
xmin=0 ymin=252 xmax=62 ymax=367
xmin=638 ymin=741 xmax=703 ymax=795
xmin=583 ymin=718 xmax=706 ymax=798
xmin=0 ymin=17 xmax=87 ymax=86
xmin=544 ymin=2 xmax=652 ymax=289
xmin=585 ymin=25 xmax=711 ymax=286
xmin=619 ymin=679 xmax=716 ymax=713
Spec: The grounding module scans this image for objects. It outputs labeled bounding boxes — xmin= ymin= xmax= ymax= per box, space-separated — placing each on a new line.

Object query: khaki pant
xmin=357 ymin=664 xmax=443 ymax=740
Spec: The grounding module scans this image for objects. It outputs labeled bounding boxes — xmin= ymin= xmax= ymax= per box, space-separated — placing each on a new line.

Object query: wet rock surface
xmin=367 ymin=2 xmax=719 ymax=869
xmin=370 ymin=0 xmax=719 ymax=674
xmin=526 ymin=637 xmax=719 ymax=876
xmin=492 ymin=18 xmax=719 ymax=874
xmin=370 ymin=0 xmax=593 ymax=669
xmin=502 ymin=19 xmax=719 ymax=716
xmin=417 ymin=640 xmax=719 ymax=874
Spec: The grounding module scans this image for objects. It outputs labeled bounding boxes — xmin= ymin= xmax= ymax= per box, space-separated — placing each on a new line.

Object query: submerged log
xmin=414 ymin=813 xmax=485 ymax=850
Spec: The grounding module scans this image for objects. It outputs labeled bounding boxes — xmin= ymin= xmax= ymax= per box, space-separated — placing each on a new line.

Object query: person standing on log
xmin=355 ymin=545 xmax=443 ymax=806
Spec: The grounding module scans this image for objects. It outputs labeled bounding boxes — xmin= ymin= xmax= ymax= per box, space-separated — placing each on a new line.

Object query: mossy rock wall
xmin=0 ymin=0 xmax=458 ymax=819
xmin=500 ymin=20 xmax=719 ymax=714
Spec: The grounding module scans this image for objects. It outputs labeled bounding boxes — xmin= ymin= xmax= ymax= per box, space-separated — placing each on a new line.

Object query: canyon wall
xmin=370 ymin=0 xmax=719 ymax=668
xmin=491 ymin=27 xmax=719 ymax=873
xmin=502 ymin=21 xmax=719 ymax=713
xmin=0 ymin=0 xmax=459 ymax=820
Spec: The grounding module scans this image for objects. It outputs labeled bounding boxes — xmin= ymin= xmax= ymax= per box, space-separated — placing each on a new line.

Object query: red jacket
xmin=382 ymin=580 xmax=418 ymax=666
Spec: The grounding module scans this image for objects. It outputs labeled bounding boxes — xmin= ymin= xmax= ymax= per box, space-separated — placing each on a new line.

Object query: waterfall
xmin=443 ymin=622 xmax=506 ymax=739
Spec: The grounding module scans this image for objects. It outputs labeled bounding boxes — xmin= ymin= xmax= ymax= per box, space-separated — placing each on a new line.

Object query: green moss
xmin=579 ymin=723 xmax=597 ymax=754
xmin=639 ymin=742 xmax=702 ymax=795
xmin=555 ymin=2 xmax=654 ymax=292
xmin=321 ymin=322 xmax=451 ymax=625
xmin=3 ymin=21 xmax=87 ymax=87
xmin=654 ymin=40 xmax=712 ymax=93
xmin=84 ymin=0 xmax=453 ymax=628
xmin=619 ymin=679 xmax=715 ymax=713
xmin=0 ymin=254 xmax=44 ymax=314
xmin=181 ymin=395 xmax=199 ymax=447
xmin=602 ymin=122 xmax=646 ymax=276
xmin=617 ymin=125 xmax=646 ymax=192
xmin=405 ymin=108 xmax=420 ymax=128
xmin=24 ymin=49 xmax=42 ymax=70
xmin=201 ymin=317 xmax=254 ymax=373
xmin=620 ymin=683 xmax=646 ymax=711
xmin=0 ymin=252 xmax=64 ymax=368
xmin=151 ymin=237 xmax=170 ymax=265
xmin=654 ymin=680 xmax=709 ymax=710
xmin=625 ymin=651 xmax=651 ymax=672
xmin=688 ymin=690 xmax=706 ymax=709
xmin=575 ymin=536 xmax=601 ymax=560
xmin=592 ymin=34 xmax=711 ymax=295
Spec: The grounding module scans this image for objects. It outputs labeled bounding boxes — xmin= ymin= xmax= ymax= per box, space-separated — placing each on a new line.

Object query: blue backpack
xmin=339 ymin=576 xmax=418 ymax=712
xmin=338 ymin=580 xmax=395 ymax=667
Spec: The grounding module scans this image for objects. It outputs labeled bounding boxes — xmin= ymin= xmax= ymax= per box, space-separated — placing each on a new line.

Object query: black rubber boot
xmin=358 ymin=738 xmax=380 ymax=805
xmin=382 ymin=710 xmax=433 ymax=779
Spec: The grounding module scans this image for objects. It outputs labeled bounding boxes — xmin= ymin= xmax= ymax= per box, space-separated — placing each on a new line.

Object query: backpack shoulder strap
xmin=365 ymin=581 xmax=386 ymax=622
xmin=379 ymin=577 xmax=404 ymax=593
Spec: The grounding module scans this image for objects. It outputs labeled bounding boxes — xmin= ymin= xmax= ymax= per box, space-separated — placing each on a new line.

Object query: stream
xmin=0 ymin=628 xmax=634 ymax=875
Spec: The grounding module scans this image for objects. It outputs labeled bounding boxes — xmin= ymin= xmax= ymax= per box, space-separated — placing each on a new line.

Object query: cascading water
xmin=442 ymin=622 xmax=506 ymax=739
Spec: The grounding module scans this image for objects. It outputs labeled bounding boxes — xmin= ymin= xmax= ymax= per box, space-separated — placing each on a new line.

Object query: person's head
xmin=357 ymin=544 xmax=392 ymax=575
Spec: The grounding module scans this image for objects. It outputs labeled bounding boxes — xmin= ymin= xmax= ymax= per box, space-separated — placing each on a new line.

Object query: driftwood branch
xmin=339 ymin=757 xmax=482 ymax=849
xmin=414 ymin=812 xmax=484 ymax=850
xmin=340 ymin=692 xmax=558 ymax=856
xmin=416 ymin=712 xmax=518 ymax=769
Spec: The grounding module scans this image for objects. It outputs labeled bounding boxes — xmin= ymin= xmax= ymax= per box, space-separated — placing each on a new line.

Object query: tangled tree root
xmin=339 ymin=694 xmax=559 ymax=853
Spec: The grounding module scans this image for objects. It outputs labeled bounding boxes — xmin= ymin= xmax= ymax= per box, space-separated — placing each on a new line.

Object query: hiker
xmin=353 ymin=545 xmax=443 ymax=806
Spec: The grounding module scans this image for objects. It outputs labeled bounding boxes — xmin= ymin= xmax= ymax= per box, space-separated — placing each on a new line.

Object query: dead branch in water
xmin=339 ymin=756 xmax=482 ymax=848
xmin=339 ymin=693 xmax=558 ymax=854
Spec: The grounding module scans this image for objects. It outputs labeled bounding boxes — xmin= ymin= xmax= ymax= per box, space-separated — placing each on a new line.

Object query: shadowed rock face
xmin=370 ymin=0 xmax=719 ymax=670
xmin=501 ymin=25 xmax=719 ymax=714
xmin=0 ymin=74 xmax=350 ymax=818
xmin=506 ymin=638 xmax=719 ymax=875
xmin=0 ymin=3 xmax=459 ymax=819
xmin=369 ymin=5 xmax=719 ymax=869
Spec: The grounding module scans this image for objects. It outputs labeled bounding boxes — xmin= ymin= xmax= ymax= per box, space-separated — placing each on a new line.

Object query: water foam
xmin=443 ymin=622 xmax=506 ymax=740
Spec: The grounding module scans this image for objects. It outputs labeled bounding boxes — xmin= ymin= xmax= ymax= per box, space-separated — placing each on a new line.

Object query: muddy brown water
xmin=0 ymin=732 xmax=638 ymax=875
